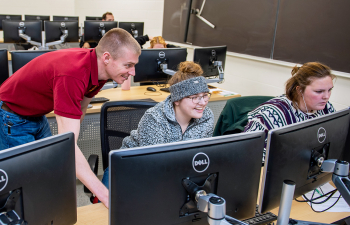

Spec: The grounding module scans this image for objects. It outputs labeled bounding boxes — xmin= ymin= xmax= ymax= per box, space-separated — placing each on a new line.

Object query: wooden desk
xmin=46 ymin=85 xmax=240 ymax=175
xmin=75 ymin=201 xmax=349 ymax=225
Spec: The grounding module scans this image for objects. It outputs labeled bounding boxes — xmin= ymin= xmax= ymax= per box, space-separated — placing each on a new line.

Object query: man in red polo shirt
xmin=0 ymin=28 xmax=141 ymax=208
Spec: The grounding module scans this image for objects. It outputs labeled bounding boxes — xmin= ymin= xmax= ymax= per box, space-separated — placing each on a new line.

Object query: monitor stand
xmin=277 ymin=160 xmax=350 ymax=225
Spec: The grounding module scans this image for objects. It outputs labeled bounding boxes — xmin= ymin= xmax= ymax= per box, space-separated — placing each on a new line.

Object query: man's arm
xmin=80 ymin=96 xmax=92 ymax=123
xmin=55 ymin=115 xmax=109 ymax=208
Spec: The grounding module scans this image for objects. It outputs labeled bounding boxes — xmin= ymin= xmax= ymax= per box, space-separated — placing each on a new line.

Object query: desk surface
xmin=75 ymin=201 xmax=350 ymax=225
xmin=46 ymin=85 xmax=240 ymax=118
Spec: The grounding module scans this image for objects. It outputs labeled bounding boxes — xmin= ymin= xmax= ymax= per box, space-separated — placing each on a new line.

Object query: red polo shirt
xmin=0 ymin=48 xmax=107 ymax=119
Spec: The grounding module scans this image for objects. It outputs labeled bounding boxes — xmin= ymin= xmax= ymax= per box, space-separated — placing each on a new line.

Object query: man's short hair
xmin=96 ymin=28 xmax=141 ymax=59
xmin=102 ymin=12 xmax=113 ymax=20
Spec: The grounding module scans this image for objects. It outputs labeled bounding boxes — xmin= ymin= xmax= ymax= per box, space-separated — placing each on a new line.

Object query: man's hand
xmin=55 ymin=114 xmax=109 ymax=208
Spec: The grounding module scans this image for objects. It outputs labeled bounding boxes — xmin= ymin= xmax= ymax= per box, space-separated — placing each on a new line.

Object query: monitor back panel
xmin=259 ymin=108 xmax=350 ymax=213
xmin=0 ymin=49 xmax=9 ymax=85
xmin=11 ymin=50 xmax=56 ymax=73
xmin=110 ymin=133 xmax=265 ymax=224
xmin=193 ymin=46 xmax=227 ymax=77
xmin=0 ymin=15 xmax=22 ymax=30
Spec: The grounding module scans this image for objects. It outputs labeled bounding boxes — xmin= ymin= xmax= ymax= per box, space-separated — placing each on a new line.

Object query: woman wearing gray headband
xmin=101 ymin=61 xmax=214 ymax=189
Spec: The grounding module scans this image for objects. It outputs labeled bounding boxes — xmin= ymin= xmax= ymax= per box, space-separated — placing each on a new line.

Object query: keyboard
xmin=90 ymin=97 xmax=110 ymax=104
xmin=160 ymin=87 xmax=170 ymax=93
xmin=241 ymin=205 xmax=277 ymax=225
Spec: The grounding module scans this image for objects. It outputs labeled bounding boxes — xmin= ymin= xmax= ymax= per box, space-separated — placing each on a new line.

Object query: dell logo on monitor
xmin=6 ymin=16 xmax=10 ymax=19
xmin=317 ymin=127 xmax=326 ymax=143
xmin=60 ymin=22 xmax=66 ymax=27
xmin=0 ymin=169 xmax=8 ymax=192
xmin=192 ymin=152 xmax=210 ymax=173
xmin=100 ymin=23 xmax=105 ymax=27
xmin=159 ymin=51 xmax=165 ymax=58
xmin=19 ymin=22 xmax=25 ymax=27
xmin=36 ymin=16 xmax=40 ymax=19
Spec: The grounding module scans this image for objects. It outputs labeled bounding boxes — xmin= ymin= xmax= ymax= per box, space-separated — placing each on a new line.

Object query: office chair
xmin=84 ymin=100 xmax=158 ymax=198
xmin=10 ymin=49 xmax=56 ymax=73
xmin=214 ymin=96 xmax=274 ymax=136
xmin=0 ymin=49 xmax=9 ymax=85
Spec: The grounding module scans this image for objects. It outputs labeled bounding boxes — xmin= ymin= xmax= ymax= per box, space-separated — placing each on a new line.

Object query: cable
xmin=295 ymin=188 xmax=342 ymax=213
xmin=310 ymin=189 xmax=342 ymax=213
xmin=295 ymin=188 xmax=337 ymax=202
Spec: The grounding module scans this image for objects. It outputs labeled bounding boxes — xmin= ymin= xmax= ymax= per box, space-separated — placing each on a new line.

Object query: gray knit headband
xmin=169 ymin=76 xmax=209 ymax=103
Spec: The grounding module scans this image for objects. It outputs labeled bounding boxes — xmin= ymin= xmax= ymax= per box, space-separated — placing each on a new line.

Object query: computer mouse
xmin=147 ymin=87 xmax=157 ymax=92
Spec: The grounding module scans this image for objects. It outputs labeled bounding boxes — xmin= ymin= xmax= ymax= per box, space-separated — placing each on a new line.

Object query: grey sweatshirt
xmin=120 ymin=95 xmax=214 ymax=149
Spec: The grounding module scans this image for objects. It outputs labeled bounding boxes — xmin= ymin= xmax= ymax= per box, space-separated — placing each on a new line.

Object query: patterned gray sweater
xmin=120 ymin=95 xmax=214 ymax=149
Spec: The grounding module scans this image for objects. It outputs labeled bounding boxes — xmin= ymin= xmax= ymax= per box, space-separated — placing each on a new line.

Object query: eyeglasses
xmin=186 ymin=93 xmax=211 ymax=104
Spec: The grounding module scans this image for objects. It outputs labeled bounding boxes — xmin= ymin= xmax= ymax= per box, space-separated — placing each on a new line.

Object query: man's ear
xmin=102 ymin=52 xmax=111 ymax=65
xmin=174 ymin=100 xmax=180 ymax=106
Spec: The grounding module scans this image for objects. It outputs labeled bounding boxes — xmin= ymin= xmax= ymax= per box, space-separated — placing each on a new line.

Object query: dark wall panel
xmin=163 ymin=0 xmax=350 ymax=73
xmin=163 ymin=0 xmax=278 ymax=58
xmin=273 ymin=0 xmax=350 ymax=73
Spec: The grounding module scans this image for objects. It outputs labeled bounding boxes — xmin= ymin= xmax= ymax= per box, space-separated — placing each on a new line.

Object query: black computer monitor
xmin=53 ymin=16 xmax=79 ymax=21
xmin=118 ymin=22 xmax=144 ymax=38
xmin=109 ymin=132 xmax=266 ymax=224
xmin=0 ymin=49 xmax=9 ymax=85
xmin=0 ymin=132 xmax=77 ymax=224
xmin=45 ymin=21 xmax=79 ymax=44
xmin=134 ymin=48 xmax=187 ymax=83
xmin=258 ymin=108 xmax=350 ymax=214
xmin=193 ymin=46 xmax=227 ymax=77
xmin=83 ymin=21 xmax=118 ymax=42
xmin=24 ymin=15 xmax=50 ymax=31
xmin=0 ymin=15 xmax=22 ymax=30
xmin=11 ymin=49 xmax=56 ymax=73
xmin=2 ymin=20 xmax=42 ymax=44
xmin=86 ymin=16 xmax=102 ymax=21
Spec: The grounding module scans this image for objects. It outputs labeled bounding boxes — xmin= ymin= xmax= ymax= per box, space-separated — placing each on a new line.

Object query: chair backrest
xmin=0 ymin=49 xmax=9 ymax=85
xmin=214 ymin=96 xmax=274 ymax=136
xmin=100 ymin=100 xmax=158 ymax=170
xmin=10 ymin=50 xmax=56 ymax=73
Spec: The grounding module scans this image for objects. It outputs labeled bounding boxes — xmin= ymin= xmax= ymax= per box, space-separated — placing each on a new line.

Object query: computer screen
xmin=24 ymin=15 xmax=50 ymax=31
xmin=0 ymin=132 xmax=77 ymax=224
xmin=0 ymin=14 xmax=22 ymax=30
xmin=109 ymin=132 xmax=266 ymax=224
xmin=45 ymin=21 xmax=79 ymax=43
xmin=258 ymin=108 xmax=350 ymax=213
xmin=86 ymin=16 xmax=102 ymax=20
xmin=83 ymin=21 xmax=118 ymax=42
xmin=118 ymin=22 xmax=144 ymax=38
xmin=53 ymin=16 xmax=79 ymax=21
xmin=193 ymin=46 xmax=227 ymax=77
xmin=2 ymin=20 xmax=42 ymax=44
xmin=134 ymin=48 xmax=187 ymax=83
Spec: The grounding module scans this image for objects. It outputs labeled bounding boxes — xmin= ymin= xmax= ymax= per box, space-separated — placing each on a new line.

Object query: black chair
xmin=0 ymin=49 xmax=9 ymax=85
xmin=84 ymin=100 xmax=158 ymax=198
xmin=10 ymin=50 xmax=56 ymax=73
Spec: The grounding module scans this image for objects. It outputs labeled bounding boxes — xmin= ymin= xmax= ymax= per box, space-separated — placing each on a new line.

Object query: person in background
xmin=244 ymin=62 xmax=336 ymax=160
xmin=136 ymin=35 xmax=178 ymax=49
xmin=0 ymin=28 xmax=141 ymax=208
xmin=81 ymin=12 xmax=115 ymax=48
xmin=101 ymin=61 xmax=214 ymax=189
